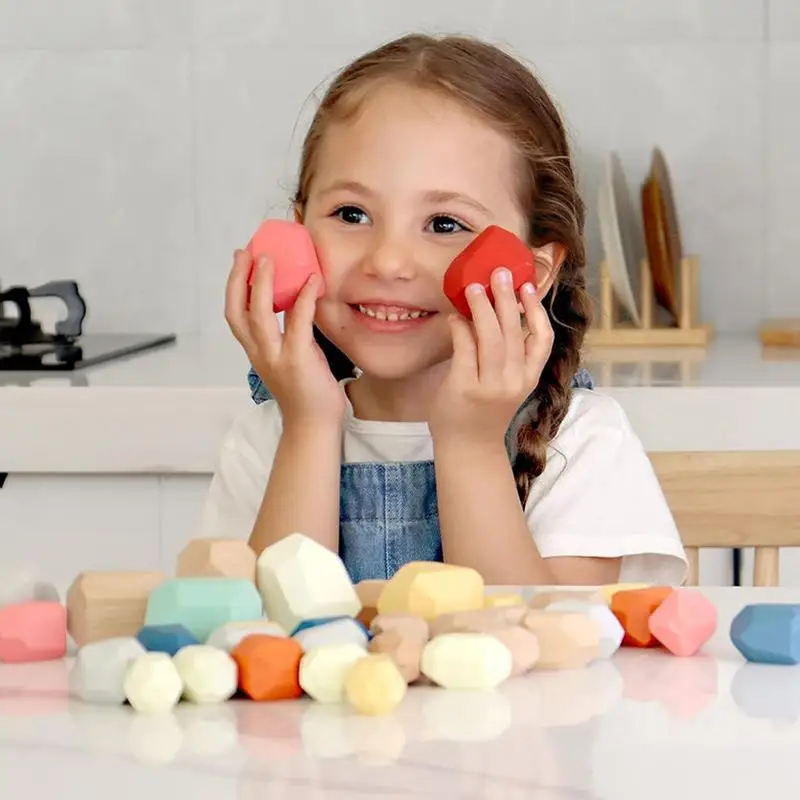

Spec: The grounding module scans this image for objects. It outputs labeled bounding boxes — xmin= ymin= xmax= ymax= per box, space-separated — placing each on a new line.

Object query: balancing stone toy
xmin=730 ymin=604 xmax=800 ymax=664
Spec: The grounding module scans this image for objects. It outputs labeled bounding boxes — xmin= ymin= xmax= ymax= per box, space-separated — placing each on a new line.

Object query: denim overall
xmin=247 ymin=366 xmax=594 ymax=582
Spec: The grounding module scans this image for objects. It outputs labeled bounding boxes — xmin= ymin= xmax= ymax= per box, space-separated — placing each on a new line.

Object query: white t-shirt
xmin=197 ymin=386 xmax=688 ymax=586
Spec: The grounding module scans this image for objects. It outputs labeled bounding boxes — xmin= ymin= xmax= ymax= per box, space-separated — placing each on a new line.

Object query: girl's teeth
xmin=357 ymin=304 xmax=429 ymax=321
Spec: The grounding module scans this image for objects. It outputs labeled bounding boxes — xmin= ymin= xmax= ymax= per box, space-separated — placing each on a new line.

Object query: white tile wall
xmin=0 ymin=0 xmax=795 ymax=340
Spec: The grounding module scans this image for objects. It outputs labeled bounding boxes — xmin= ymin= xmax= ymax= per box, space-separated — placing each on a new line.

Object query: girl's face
xmin=301 ymin=81 xmax=529 ymax=381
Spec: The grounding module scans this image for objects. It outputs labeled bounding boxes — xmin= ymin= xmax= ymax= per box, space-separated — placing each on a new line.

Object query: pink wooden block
xmin=647 ymin=588 xmax=717 ymax=656
xmin=0 ymin=601 xmax=67 ymax=663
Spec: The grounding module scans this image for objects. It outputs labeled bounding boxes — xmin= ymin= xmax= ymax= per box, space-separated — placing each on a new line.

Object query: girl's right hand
xmin=225 ymin=249 xmax=347 ymax=427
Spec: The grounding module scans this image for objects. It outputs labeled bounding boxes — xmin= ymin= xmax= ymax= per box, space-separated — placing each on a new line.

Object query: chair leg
xmin=684 ymin=547 xmax=699 ymax=586
xmin=754 ymin=547 xmax=779 ymax=587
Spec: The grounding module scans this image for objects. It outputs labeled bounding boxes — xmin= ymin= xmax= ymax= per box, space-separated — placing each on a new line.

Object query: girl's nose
xmin=361 ymin=229 xmax=417 ymax=281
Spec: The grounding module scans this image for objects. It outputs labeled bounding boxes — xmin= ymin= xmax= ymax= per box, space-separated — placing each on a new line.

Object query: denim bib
xmin=247 ymin=365 xmax=594 ymax=582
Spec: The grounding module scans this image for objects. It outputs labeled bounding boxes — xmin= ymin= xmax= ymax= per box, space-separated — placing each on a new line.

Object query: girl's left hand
xmin=428 ymin=267 xmax=554 ymax=445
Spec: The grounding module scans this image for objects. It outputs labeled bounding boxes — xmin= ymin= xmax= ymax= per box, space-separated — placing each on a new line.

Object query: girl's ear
xmin=532 ymin=242 xmax=567 ymax=296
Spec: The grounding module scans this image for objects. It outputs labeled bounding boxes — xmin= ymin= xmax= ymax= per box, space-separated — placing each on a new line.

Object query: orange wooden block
xmin=231 ymin=634 xmax=303 ymax=701
xmin=0 ymin=601 xmax=67 ymax=663
xmin=611 ymin=587 xmax=673 ymax=648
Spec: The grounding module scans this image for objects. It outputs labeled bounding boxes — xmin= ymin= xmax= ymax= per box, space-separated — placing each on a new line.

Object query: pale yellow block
xmin=484 ymin=593 xmax=525 ymax=609
xmin=376 ymin=562 xmax=484 ymax=621
xmin=344 ymin=654 xmax=407 ymax=716
xmin=420 ymin=632 xmax=513 ymax=690
xmin=591 ymin=583 xmax=650 ymax=606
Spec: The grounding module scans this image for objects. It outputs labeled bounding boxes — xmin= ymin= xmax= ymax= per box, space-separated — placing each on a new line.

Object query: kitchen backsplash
xmin=0 ymin=0 xmax=797 ymax=342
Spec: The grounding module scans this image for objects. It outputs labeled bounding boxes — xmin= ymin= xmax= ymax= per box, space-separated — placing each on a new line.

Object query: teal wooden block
xmin=730 ymin=603 xmax=800 ymax=665
xmin=144 ymin=578 xmax=263 ymax=643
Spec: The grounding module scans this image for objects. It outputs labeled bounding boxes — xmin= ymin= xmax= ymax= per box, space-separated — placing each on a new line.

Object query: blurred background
xmin=1 ymin=0 xmax=795 ymax=345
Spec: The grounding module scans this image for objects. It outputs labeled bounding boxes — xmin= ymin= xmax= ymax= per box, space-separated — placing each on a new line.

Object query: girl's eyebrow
xmin=317 ymin=180 xmax=490 ymax=216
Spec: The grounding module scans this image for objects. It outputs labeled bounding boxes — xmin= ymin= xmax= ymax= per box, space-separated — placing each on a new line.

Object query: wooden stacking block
xmin=0 ymin=600 xmax=67 ymax=663
xmin=145 ymin=577 xmax=262 ymax=643
xmin=421 ymin=632 xmax=513 ymax=690
xmin=344 ymin=653 xmax=407 ymax=715
xmin=231 ymin=634 xmax=303 ymax=701
xmin=176 ymin=539 xmax=257 ymax=582
xmin=368 ymin=628 xmax=425 ymax=683
xmin=206 ymin=620 xmax=287 ymax=652
xmin=172 ymin=644 xmax=238 ymax=704
xmin=592 ymin=583 xmax=650 ymax=606
xmin=255 ymin=533 xmax=361 ymax=634
xmin=490 ymin=626 xmax=540 ymax=676
xmin=355 ymin=580 xmax=386 ymax=628
xmin=528 ymin=590 xmax=595 ymax=610
xmin=66 ymin=570 xmax=166 ymax=647
xmin=377 ymin=562 xmax=484 ymax=621
xmin=648 ymin=589 xmax=717 ymax=657
xmin=547 ymin=600 xmax=624 ymax=659
xmin=484 ymin=592 xmax=525 ymax=609
xmin=293 ymin=617 xmax=368 ymax=652
xmin=69 ymin=636 xmax=145 ymax=704
xmin=610 ymin=586 xmax=673 ymax=648
xmin=298 ymin=642 xmax=367 ymax=703
xmin=428 ymin=606 xmax=527 ymax=638
xmin=123 ymin=651 xmax=184 ymax=714
xmin=522 ymin=611 xmax=600 ymax=669
xmin=0 ymin=565 xmax=59 ymax=607
xmin=369 ymin=613 xmax=430 ymax=642
xmin=730 ymin=604 xmax=800 ymax=665
xmin=137 ymin=624 xmax=199 ymax=656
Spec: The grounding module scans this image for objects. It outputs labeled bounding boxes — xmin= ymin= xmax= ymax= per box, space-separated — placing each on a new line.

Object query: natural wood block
xmin=428 ymin=606 xmax=527 ymax=638
xmin=377 ymin=562 xmax=484 ymax=621
xmin=69 ymin=636 xmax=146 ymax=704
xmin=730 ymin=604 xmax=800 ymax=665
xmin=490 ymin=626 xmax=540 ymax=676
xmin=298 ymin=642 xmax=367 ymax=703
xmin=293 ymin=617 xmax=368 ymax=652
xmin=521 ymin=611 xmax=600 ymax=669
xmin=369 ymin=613 xmax=429 ymax=643
xmin=484 ymin=592 xmax=525 ymax=609
xmin=647 ymin=588 xmax=717 ymax=656
xmin=172 ymin=644 xmax=238 ymax=704
xmin=528 ymin=590 xmax=595 ymax=609
xmin=0 ymin=601 xmax=66 ymax=663
xmin=368 ymin=629 xmax=424 ymax=683
xmin=255 ymin=533 xmax=361 ymax=634
xmin=206 ymin=620 xmax=287 ymax=652
xmin=611 ymin=586 xmax=673 ymax=647
xmin=123 ymin=652 xmax=184 ymax=714
xmin=344 ymin=653 xmax=407 ymax=715
xmin=420 ymin=633 xmax=513 ymax=690
xmin=231 ymin=634 xmax=303 ymax=701
xmin=176 ymin=539 xmax=257 ymax=582
xmin=66 ymin=570 xmax=167 ymax=648
xmin=546 ymin=600 xmax=625 ymax=659
xmin=591 ymin=583 xmax=650 ymax=606
xmin=355 ymin=580 xmax=385 ymax=627
xmin=0 ymin=565 xmax=59 ymax=607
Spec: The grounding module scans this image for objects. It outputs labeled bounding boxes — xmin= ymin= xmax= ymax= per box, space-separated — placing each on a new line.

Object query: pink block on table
xmin=647 ymin=588 xmax=717 ymax=657
xmin=0 ymin=601 xmax=67 ymax=663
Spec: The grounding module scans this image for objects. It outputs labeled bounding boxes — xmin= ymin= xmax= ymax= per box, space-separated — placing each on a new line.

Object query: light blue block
xmin=730 ymin=604 xmax=800 ymax=665
xmin=144 ymin=578 xmax=263 ymax=643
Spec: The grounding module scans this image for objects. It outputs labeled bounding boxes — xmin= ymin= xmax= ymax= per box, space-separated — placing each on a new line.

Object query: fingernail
xmin=496 ymin=268 xmax=512 ymax=284
xmin=521 ymin=282 xmax=536 ymax=295
xmin=467 ymin=283 xmax=484 ymax=295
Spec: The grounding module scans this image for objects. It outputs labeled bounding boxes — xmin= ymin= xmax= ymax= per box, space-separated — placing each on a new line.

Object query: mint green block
xmin=144 ymin=578 xmax=263 ymax=643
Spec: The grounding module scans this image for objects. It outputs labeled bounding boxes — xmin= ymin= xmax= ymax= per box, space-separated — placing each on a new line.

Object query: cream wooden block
xmin=369 ymin=613 xmax=430 ymax=643
xmin=484 ymin=593 xmax=525 ymax=609
xmin=205 ymin=620 xmax=287 ymax=652
xmin=377 ymin=562 xmax=484 ymax=621
xmin=67 ymin=571 xmax=167 ymax=647
xmin=490 ymin=626 xmax=540 ymax=676
xmin=69 ymin=636 xmax=146 ymax=704
xmin=591 ymin=583 xmax=650 ymax=606
xmin=528 ymin=589 xmax=595 ymax=610
xmin=0 ymin=565 xmax=59 ymax=608
xmin=522 ymin=611 xmax=601 ymax=669
xmin=368 ymin=629 xmax=425 ymax=683
xmin=546 ymin=600 xmax=624 ymax=659
xmin=172 ymin=645 xmax=238 ymax=704
xmin=293 ymin=618 xmax=368 ymax=653
xmin=299 ymin=642 xmax=368 ymax=703
xmin=176 ymin=539 xmax=257 ymax=582
xmin=255 ymin=533 xmax=361 ymax=634
xmin=344 ymin=653 xmax=407 ymax=716
xmin=428 ymin=606 xmax=527 ymax=638
xmin=420 ymin=633 xmax=513 ymax=690
xmin=123 ymin=652 xmax=184 ymax=714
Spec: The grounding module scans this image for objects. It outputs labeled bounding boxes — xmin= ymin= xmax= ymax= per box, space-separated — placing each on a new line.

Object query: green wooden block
xmin=144 ymin=578 xmax=263 ymax=642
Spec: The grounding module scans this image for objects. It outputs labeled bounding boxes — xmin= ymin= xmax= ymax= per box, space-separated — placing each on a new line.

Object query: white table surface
xmin=1 ymin=333 xmax=800 ymax=473
xmin=1 ymin=586 xmax=800 ymax=798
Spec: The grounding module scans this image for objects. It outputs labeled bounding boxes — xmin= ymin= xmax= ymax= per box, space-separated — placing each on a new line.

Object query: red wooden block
xmin=442 ymin=225 xmax=536 ymax=318
xmin=647 ymin=588 xmax=717 ymax=656
xmin=0 ymin=601 xmax=67 ymax=663
xmin=245 ymin=220 xmax=325 ymax=312
xmin=610 ymin=586 xmax=673 ymax=648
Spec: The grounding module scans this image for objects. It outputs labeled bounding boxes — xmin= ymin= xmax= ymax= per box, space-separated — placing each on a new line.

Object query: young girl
xmin=199 ymin=34 xmax=688 ymax=587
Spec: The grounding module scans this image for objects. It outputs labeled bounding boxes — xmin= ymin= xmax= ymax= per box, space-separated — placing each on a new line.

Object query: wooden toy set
xmin=0 ymin=533 xmax=796 ymax=717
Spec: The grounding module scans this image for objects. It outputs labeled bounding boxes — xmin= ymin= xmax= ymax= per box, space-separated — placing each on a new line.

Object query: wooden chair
xmin=648 ymin=451 xmax=800 ymax=587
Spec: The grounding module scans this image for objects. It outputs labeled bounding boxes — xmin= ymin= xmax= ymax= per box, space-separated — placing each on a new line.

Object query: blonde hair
xmin=299 ymin=34 xmax=592 ymax=506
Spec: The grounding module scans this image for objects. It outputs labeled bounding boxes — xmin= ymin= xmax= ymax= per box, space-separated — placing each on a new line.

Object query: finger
xmin=283 ymin=273 xmax=321 ymax=349
xmin=520 ymin=282 xmax=554 ymax=381
xmin=448 ymin=313 xmax=478 ymax=386
xmin=465 ymin=282 xmax=504 ymax=384
xmin=491 ymin=267 xmax=526 ymax=371
xmin=225 ymin=249 xmax=257 ymax=351
xmin=248 ymin=255 xmax=283 ymax=354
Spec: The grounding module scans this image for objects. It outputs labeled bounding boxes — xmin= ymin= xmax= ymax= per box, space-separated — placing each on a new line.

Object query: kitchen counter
xmin=1 ymin=586 xmax=799 ymax=798
xmin=1 ymin=333 xmax=800 ymax=473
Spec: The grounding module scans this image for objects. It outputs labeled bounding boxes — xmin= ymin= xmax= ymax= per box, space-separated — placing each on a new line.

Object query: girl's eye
xmin=428 ymin=215 xmax=469 ymax=235
xmin=334 ymin=205 xmax=369 ymax=225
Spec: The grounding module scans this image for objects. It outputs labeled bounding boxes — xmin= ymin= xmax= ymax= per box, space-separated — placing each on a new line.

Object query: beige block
xmin=490 ymin=626 xmax=540 ymax=676
xmin=369 ymin=613 xmax=429 ymax=643
xmin=428 ymin=607 xmax=527 ymax=638
xmin=368 ymin=629 xmax=424 ymax=683
xmin=355 ymin=580 xmax=386 ymax=628
xmin=528 ymin=590 xmax=595 ymax=610
xmin=521 ymin=610 xmax=600 ymax=669
xmin=176 ymin=539 xmax=256 ymax=582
